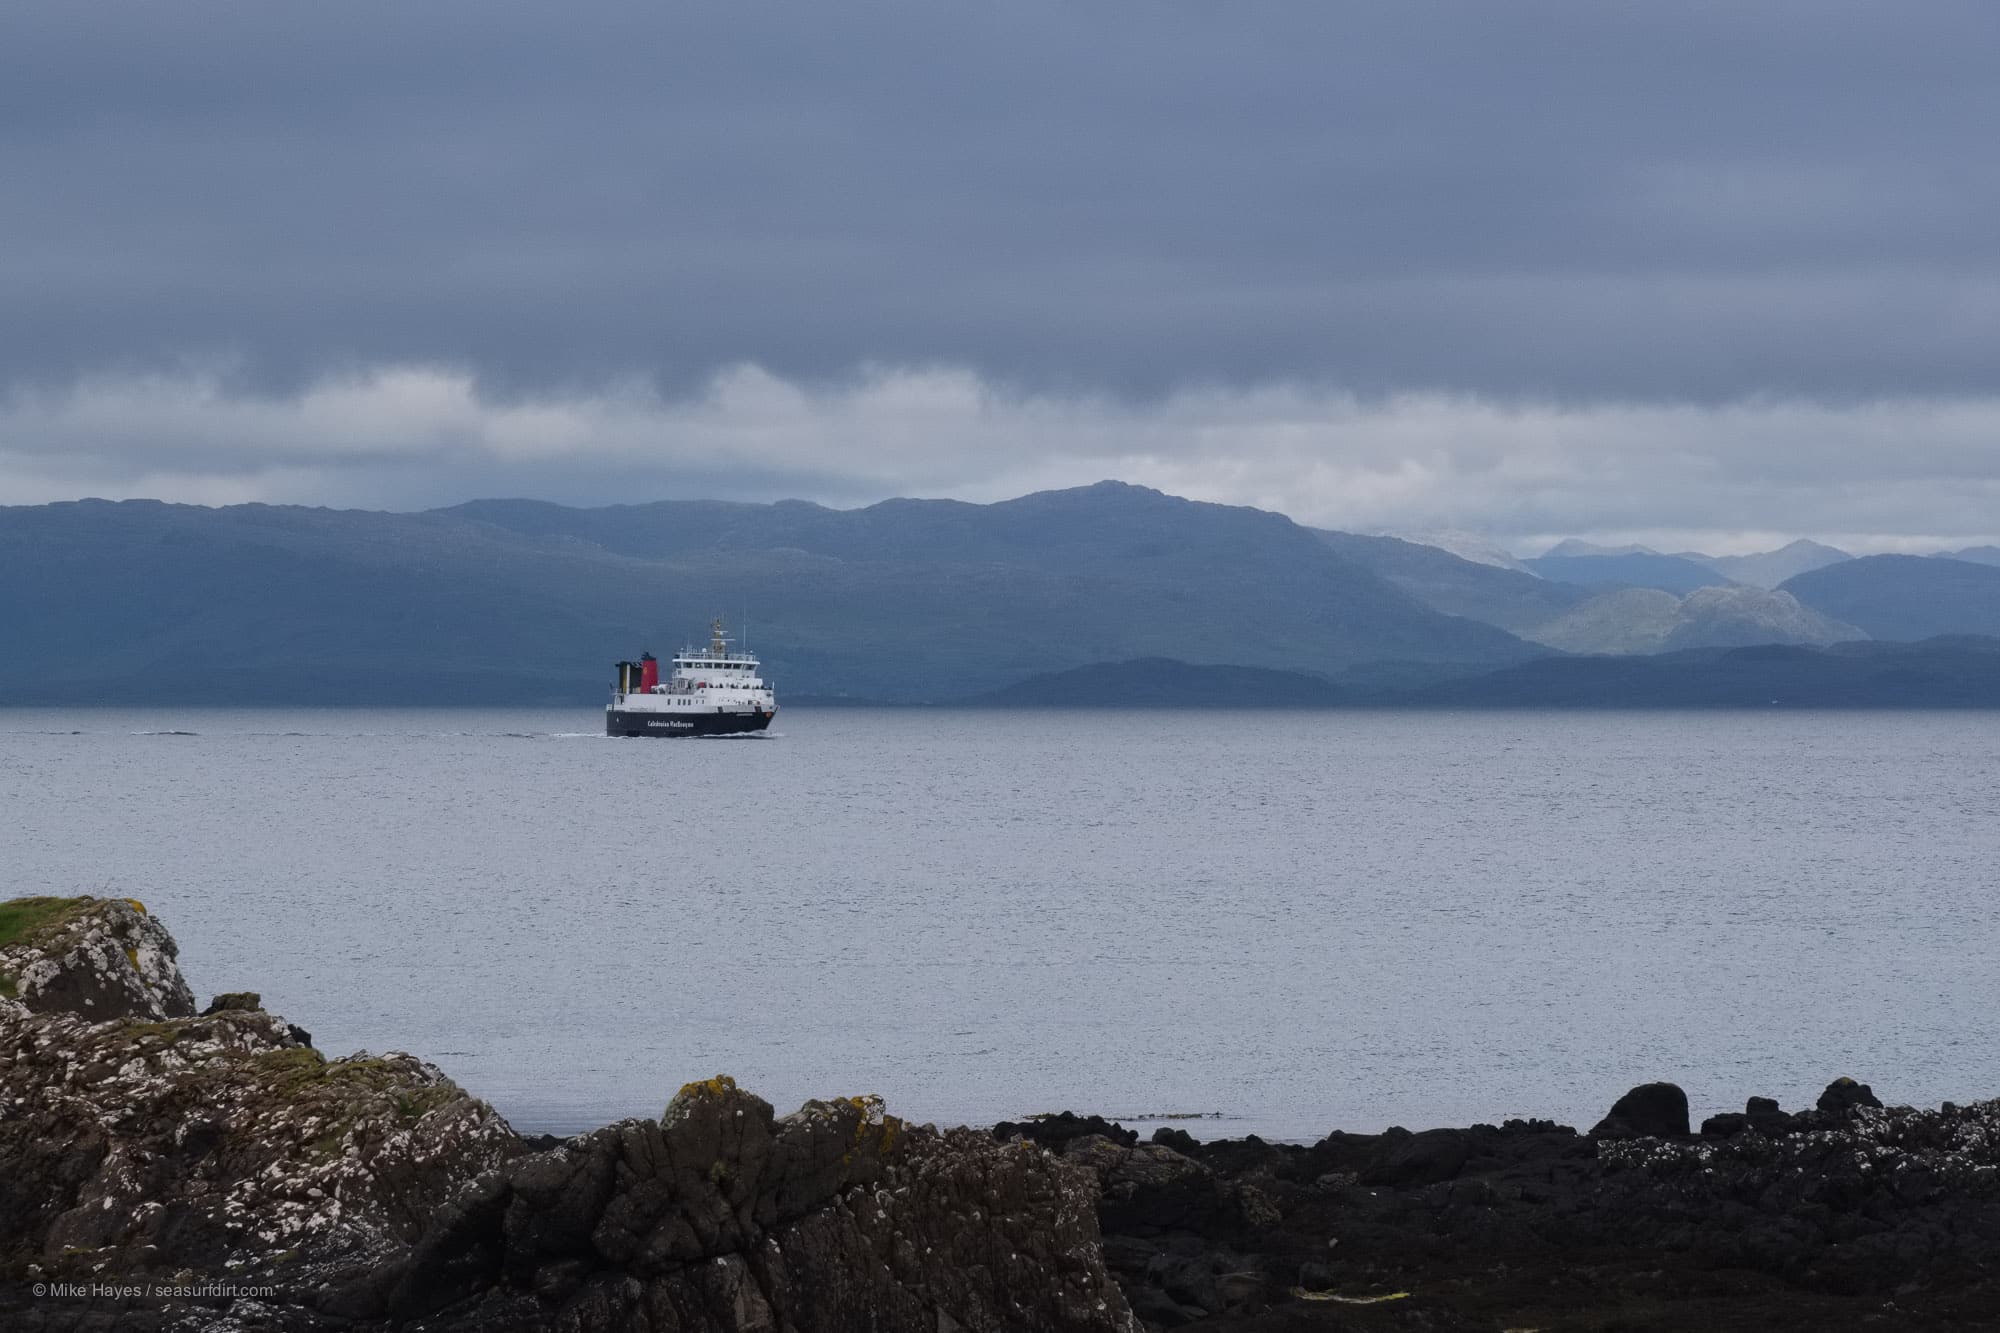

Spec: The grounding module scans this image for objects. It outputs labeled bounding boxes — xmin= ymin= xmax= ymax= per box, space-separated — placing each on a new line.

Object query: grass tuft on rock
xmin=0 ymin=896 xmax=98 ymax=950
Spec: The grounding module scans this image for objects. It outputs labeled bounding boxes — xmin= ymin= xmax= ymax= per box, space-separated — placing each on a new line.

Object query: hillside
xmin=1321 ymin=534 xmax=1862 ymax=654
xmin=1402 ymin=638 xmax=2000 ymax=708
xmin=1312 ymin=530 xmax=1590 ymax=633
xmin=976 ymin=639 xmax=2000 ymax=709
xmin=1528 ymin=586 xmax=1864 ymax=655
xmin=966 ymin=657 xmax=1347 ymax=707
xmin=1522 ymin=551 xmax=1734 ymax=595
xmin=1782 ymin=556 xmax=2000 ymax=640
xmin=1525 ymin=588 xmax=1684 ymax=654
xmin=0 ymin=485 xmax=1534 ymax=704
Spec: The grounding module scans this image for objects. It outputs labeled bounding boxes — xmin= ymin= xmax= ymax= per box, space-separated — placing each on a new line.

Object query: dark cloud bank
xmin=2 ymin=1 xmax=1996 ymax=545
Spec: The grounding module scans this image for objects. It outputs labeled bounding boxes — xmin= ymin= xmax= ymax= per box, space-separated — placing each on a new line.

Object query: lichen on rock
xmin=0 ymin=895 xmax=195 ymax=1021
xmin=0 ymin=898 xmax=1139 ymax=1333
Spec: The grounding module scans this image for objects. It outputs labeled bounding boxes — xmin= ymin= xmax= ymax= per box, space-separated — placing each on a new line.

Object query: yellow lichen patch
xmin=677 ymin=1074 xmax=740 ymax=1100
xmin=840 ymin=1094 xmax=904 ymax=1156
xmin=125 ymin=899 xmax=148 ymax=915
xmin=124 ymin=946 xmax=141 ymax=971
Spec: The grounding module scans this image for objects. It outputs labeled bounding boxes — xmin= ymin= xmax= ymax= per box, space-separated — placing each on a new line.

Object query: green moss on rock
xmin=0 ymin=896 xmax=97 ymax=949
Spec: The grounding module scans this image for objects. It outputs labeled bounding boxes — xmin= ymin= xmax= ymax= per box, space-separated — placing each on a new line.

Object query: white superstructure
xmin=606 ymin=618 xmax=777 ymax=736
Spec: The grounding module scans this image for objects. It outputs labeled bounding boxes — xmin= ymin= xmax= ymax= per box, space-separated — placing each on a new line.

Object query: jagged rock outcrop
xmin=0 ymin=897 xmax=523 ymax=1329
xmin=0 ymin=897 xmax=1137 ymax=1333
xmin=343 ymin=1077 xmax=1133 ymax=1332
xmin=0 ymin=896 xmax=195 ymax=1020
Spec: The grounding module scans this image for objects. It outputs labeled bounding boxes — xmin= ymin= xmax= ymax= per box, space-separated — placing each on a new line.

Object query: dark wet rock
xmin=1097 ymin=1089 xmax=2000 ymax=1330
xmin=1818 ymin=1075 xmax=1884 ymax=1114
xmin=203 ymin=990 xmax=263 ymax=1013
xmin=1700 ymin=1110 xmax=1750 ymax=1137
xmin=1706 ymin=1095 xmax=1800 ymax=1139
xmin=1358 ymin=1127 xmax=1473 ymax=1186
xmin=996 ymin=1110 xmax=1140 ymax=1151
xmin=1590 ymin=1080 xmax=1691 ymax=1140
xmin=1151 ymin=1126 xmax=1200 ymax=1155
xmin=343 ymin=1077 xmax=1136 ymax=1332
xmin=1065 ymin=1136 xmax=1224 ymax=1235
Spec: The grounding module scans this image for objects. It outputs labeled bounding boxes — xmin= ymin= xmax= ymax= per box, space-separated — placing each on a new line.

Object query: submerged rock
xmin=995 ymin=1110 xmax=1140 ymax=1151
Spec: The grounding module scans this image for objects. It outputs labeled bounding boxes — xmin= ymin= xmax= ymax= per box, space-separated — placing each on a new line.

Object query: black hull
xmin=606 ymin=708 xmax=775 ymax=738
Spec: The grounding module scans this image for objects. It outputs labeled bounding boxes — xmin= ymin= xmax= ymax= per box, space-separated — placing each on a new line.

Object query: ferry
xmin=607 ymin=618 xmax=776 ymax=737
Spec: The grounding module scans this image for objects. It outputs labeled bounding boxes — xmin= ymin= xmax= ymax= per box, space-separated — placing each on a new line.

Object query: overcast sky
xmin=3 ymin=1 xmax=1997 ymax=552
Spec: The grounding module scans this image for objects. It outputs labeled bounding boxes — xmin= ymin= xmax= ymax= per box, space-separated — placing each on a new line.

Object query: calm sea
xmin=4 ymin=708 xmax=1997 ymax=1139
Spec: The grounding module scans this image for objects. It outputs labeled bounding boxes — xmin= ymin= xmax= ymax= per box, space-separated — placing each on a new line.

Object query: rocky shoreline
xmin=6 ymin=897 xmax=1999 ymax=1330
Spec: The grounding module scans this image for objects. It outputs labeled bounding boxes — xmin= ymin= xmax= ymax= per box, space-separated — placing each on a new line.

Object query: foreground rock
xmin=0 ymin=898 xmax=1136 ymax=1332
xmin=13 ymin=895 xmax=2000 ymax=1330
xmin=1007 ymin=1086 xmax=2000 ymax=1330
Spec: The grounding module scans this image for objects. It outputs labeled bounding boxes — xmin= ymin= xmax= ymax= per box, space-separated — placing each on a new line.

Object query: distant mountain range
xmin=1518 ymin=535 xmax=1991 ymax=595
xmin=1324 ymin=533 xmax=1996 ymax=658
xmin=0 ymin=484 xmax=1529 ymax=704
xmin=1528 ymin=537 xmax=1853 ymax=591
xmin=978 ymin=639 xmax=2000 ymax=708
xmin=1317 ymin=535 xmax=1869 ymax=656
xmin=4 ymin=484 xmax=1998 ymax=706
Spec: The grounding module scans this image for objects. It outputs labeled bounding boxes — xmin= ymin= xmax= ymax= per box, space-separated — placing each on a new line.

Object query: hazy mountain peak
xmin=1699 ymin=538 xmax=1853 ymax=588
xmin=1776 ymin=538 xmax=1850 ymax=557
xmin=1391 ymin=530 xmax=1534 ymax=573
xmin=1543 ymin=538 xmax=1659 ymax=558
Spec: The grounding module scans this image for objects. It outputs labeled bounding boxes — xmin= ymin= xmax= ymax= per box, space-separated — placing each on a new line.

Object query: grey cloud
xmin=3 ymin=368 xmax=1996 ymax=553
xmin=4 ymin=1 xmax=1998 ymax=400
